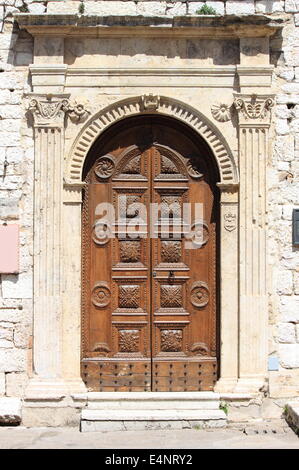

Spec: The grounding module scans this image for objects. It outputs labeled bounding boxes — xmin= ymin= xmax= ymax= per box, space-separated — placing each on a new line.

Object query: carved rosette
xmin=119 ymin=241 xmax=141 ymax=263
xmin=211 ymin=103 xmax=231 ymax=123
xmin=161 ymin=241 xmax=181 ymax=263
xmin=233 ymin=94 xmax=274 ymax=126
xmin=119 ymin=285 xmax=140 ymax=308
xmin=91 ymin=282 xmax=111 ymax=308
xmin=190 ymin=281 xmax=210 ymax=308
xmin=119 ymin=329 xmax=139 ymax=353
xmin=94 ymin=156 xmax=115 ymax=179
xmin=92 ymin=219 xmax=112 ymax=245
xmin=161 ymin=285 xmax=183 ymax=308
xmin=161 ymin=329 xmax=183 ymax=352
xmin=186 ymin=221 xmax=209 ymax=248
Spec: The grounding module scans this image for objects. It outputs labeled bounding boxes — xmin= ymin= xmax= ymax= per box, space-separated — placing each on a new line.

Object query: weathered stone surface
xmin=0 ymin=373 xmax=5 ymax=396
xmin=279 ymin=297 xmax=299 ymax=323
xmin=0 ymin=349 xmax=26 ymax=372
xmin=5 ymin=372 xmax=29 ymax=397
xmin=285 ymin=0 xmax=299 ymax=12
xmin=22 ymin=406 xmax=81 ymax=427
xmin=255 ymin=0 xmax=284 ymax=13
xmin=1 ymin=273 xmax=33 ymax=300
xmin=226 ymin=0 xmax=255 ymax=15
xmin=0 ymin=397 xmax=21 ymax=425
xmin=84 ymin=0 xmax=137 ymax=15
xmin=277 ymin=323 xmax=296 ymax=343
xmin=136 ymin=1 xmax=166 ymax=15
xmin=28 ymin=2 xmax=46 ymax=14
xmin=0 ymin=197 xmax=19 ymax=219
xmin=285 ymin=403 xmax=299 ymax=435
xmin=279 ymin=344 xmax=299 ymax=368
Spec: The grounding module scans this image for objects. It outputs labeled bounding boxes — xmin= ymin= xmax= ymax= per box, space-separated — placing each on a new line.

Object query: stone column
xmin=234 ymin=94 xmax=274 ymax=393
xmin=25 ymin=94 xmax=86 ymax=397
xmin=215 ymin=184 xmax=239 ymax=392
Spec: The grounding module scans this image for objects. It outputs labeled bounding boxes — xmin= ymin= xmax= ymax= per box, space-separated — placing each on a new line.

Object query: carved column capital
xmin=27 ymin=93 xmax=90 ymax=128
xmin=233 ymin=93 xmax=275 ymax=127
xmin=27 ymin=93 xmax=71 ymax=128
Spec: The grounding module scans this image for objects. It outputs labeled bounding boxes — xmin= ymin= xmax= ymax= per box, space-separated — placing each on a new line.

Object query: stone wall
xmin=0 ymin=0 xmax=298 ymax=404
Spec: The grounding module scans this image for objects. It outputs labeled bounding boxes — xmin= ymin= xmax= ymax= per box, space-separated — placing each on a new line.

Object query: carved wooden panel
xmin=81 ymin=117 xmax=218 ymax=391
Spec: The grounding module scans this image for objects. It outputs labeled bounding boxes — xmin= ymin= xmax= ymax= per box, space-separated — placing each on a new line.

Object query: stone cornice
xmin=14 ymin=14 xmax=283 ymax=38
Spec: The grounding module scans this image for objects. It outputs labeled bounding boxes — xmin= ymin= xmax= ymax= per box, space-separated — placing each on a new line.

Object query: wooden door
xmin=81 ymin=118 xmax=218 ymax=392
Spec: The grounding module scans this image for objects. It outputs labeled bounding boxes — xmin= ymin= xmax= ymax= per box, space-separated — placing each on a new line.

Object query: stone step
xmin=81 ymin=408 xmax=227 ymax=432
xmin=0 ymin=398 xmax=21 ymax=425
xmin=86 ymin=391 xmax=220 ymax=410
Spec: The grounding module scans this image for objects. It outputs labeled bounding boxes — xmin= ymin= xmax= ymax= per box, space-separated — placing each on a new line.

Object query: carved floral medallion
xmin=119 ymin=329 xmax=140 ymax=353
xmin=161 ymin=329 xmax=183 ymax=352
xmin=190 ymin=281 xmax=209 ymax=308
xmin=91 ymin=282 xmax=111 ymax=308
xmin=94 ymin=156 xmax=115 ymax=179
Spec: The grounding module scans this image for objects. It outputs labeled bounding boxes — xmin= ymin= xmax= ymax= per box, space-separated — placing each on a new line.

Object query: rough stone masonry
xmin=0 ymin=0 xmax=298 ymax=427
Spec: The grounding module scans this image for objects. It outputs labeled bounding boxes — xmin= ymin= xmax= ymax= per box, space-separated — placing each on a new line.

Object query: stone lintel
xmin=14 ymin=14 xmax=283 ymax=38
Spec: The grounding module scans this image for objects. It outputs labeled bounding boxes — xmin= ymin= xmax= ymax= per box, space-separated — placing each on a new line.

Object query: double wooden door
xmin=81 ymin=119 xmax=218 ymax=391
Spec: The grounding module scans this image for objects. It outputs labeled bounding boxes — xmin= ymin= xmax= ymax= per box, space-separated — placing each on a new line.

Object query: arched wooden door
xmin=81 ymin=116 xmax=219 ymax=392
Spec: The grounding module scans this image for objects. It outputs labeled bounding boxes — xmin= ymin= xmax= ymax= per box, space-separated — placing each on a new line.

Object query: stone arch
xmin=65 ymin=95 xmax=238 ymax=186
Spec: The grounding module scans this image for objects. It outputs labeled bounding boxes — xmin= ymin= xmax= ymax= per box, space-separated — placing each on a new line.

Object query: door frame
xmin=62 ymin=95 xmax=239 ymax=394
xmin=27 ymin=92 xmax=273 ymax=398
xmin=80 ymin=116 xmax=221 ymax=391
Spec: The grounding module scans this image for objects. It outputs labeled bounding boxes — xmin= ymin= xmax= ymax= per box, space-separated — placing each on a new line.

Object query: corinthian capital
xmin=233 ymin=94 xmax=275 ymax=127
xmin=27 ymin=93 xmax=71 ymax=128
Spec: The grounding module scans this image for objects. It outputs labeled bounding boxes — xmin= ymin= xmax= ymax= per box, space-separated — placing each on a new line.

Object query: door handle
xmin=168 ymin=270 xmax=175 ymax=283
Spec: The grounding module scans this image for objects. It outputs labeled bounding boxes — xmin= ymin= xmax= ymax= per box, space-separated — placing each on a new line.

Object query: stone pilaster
xmin=214 ymin=183 xmax=239 ymax=393
xmin=26 ymin=94 xmax=86 ymax=397
xmin=233 ymin=93 xmax=274 ymax=393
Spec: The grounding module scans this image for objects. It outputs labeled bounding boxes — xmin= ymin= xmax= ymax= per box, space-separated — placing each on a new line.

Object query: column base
xmin=234 ymin=377 xmax=266 ymax=394
xmin=214 ymin=378 xmax=238 ymax=393
xmin=25 ymin=376 xmax=87 ymax=400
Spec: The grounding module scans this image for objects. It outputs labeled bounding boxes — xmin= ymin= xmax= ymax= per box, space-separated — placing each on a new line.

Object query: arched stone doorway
xmin=81 ymin=115 xmax=220 ymax=392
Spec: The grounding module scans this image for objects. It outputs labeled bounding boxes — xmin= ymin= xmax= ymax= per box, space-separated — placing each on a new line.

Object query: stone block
xmin=285 ymin=403 xmax=299 ymax=435
xmin=296 ymin=324 xmax=299 ymax=342
xmin=278 ymin=323 xmax=296 ymax=343
xmin=28 ymin=2 xmax=46 ymax=13
xmin=0 ymin=197 xmax=19 ymax=220
xmin=0 ymin=397 xmax=21 ymax=425
xmin=47 ymin=1 xmax=81 ymax=13
xmin=5 ymin=372 xmax=29 ymax=397
xmin=0 ymin=72 xmax=24 ymax=90
xmin=1 ymin=273 xmax=33 ymax=300
xmin=269 ymin=370 xmax=299 ymax=397
xmin=137 ymin=2 xmax=166 ymax=15
xmin=0 ymin=372 xmax=5 ymax=396
xmin=0 ymin=105 xmax=23 ymax=119
xmin=226 ymin=1 xmax=255 ymax=15
xmin=277 ymin=67 xmax=295 ymax=82
xmin=0 ymin=349 xmax=26 ymax=373
xmin=85 ymin=1 xmax=137 ymax=15
xmin=285 ymin=0 xmax=299 ymax=12
xmin=276 ymin=119 xmax=290 ymax=135
xmin=280 ymin=296 xmax=299 ymax=322
xmin=166 ymin=2 xmax=186 ymax=16
xmin=294 ymin=272 xmax=299 ymax=295
xmin=13 ymin=323 xmax=31 ymax=349
xmin=277 ymin=269 xmax=294 ymax=294
xmin=22 ymin=406 xmax=81 ymax=427
xmin=255 ymin=0 xmax=284 ymax=13
xmin=279 ymin=344 xmax=299 ymax=368
xmin=282 ymin=204 xmax=294 ymax=221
